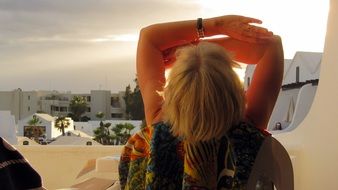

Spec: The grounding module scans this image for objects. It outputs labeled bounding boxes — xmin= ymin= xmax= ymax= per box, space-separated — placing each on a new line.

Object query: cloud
xmin=91 ymin=34 xmax=139 ymax=42
xmin=0 ymin=0 xmax=201 ymax=42
xmin=0 ymin=1 xmax=203 ymax=95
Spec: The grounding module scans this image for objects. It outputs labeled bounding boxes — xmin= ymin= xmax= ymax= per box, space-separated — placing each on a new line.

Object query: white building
xmin=0 ymin=89 xmax=51 ymax=122
xmin=0 ymin=90 xmax=126 ymax=121
xmin=0 ymin=111 xmax=17 ymax=144
xmin=17 ymin=113 xmax=75 ymax=140
xmin=74 ymin=90 xmax=126 ymax=120
xmin=244 ymin=51 xmax=322 ymax=131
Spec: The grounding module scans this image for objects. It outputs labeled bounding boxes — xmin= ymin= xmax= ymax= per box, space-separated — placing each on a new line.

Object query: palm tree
xmin=112 ymin=124 xmax=123 ymax=145
xmin=95 ymin=111 xmax=105 ymax=133
xmin=95 ymin=112 xmax=105 ymax=120
xmin=93 ymin=112 xmax=113 ymax=145
xmin=55 ymin=116 xmax=71 ymax=136
xmin=69 ymin=96 xmax=88 ymax=121
xmin=94 ymin=112 xmax=105 ymax=144
xmin=124 ymin=123 xmax=135 ymax=135
xmin=103 ymin=122 xmax=112 ymax=144
xmin=27 ymin=115 xmax=43 ymax=142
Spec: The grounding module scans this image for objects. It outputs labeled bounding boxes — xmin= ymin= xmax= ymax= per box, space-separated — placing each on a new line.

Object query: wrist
xmin=196 ymin=18 xmax=205 ymax=39
xmin=202 ymin=17 xmax=217 ymax=37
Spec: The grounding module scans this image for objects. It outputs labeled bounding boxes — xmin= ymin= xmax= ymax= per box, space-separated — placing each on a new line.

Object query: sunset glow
xmin=0 ymin=0 xmax=329 ymax=93
xmin=196 ymin=0 xmax=329 ymax=81
xmin=92 ymin=34 xmax=139 ymax=43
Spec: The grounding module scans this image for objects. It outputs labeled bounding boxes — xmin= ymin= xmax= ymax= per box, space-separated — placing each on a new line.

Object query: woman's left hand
xmin=209 ymin=15 xmax=273 ymax=43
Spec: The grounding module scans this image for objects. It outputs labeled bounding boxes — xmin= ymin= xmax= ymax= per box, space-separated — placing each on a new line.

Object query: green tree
xmin=92 ymin=112 xmax=136 ymax=145
xmin=124 ymin=123 xmax=135 ymax=135
xmin=69 ymin=96 xmax=88 ymax=121
xmin=27 ymin=115 xmax=43 ymax=143
xmin=54 ymin=116 xmax=71 ymax=136
xmin=124 ymin=85 xmax=132 ymax=119
xmin=124 ymin=78 xmax=145 ymax=120
xmin=112 ymin=123 xmax=135 ymax=145
xmin=111 ymin=124 xmax=124 ymax=145
xmin=93 ymin=112 xmax=113 ymax=145
xmin=96 ymin=112 xmax=105 ymax=120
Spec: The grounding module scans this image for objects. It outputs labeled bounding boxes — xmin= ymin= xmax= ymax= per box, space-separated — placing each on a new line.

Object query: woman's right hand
xmin=206 ymin=15 xmax=273 ymax=43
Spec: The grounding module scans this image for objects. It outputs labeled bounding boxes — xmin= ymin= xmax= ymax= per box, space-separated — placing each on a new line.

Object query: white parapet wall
xmin=275 ymin=0 xmax=338 ymax=189
xmin=16 ymin=145 xmax=124 ymax=190
xmin=0 ymin=111 xmax=17 ymax=144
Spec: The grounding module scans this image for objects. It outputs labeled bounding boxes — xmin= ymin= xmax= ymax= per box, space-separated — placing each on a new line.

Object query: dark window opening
xmin=60 ymin=107 xmax=67 ymax=112
xmin=51 ymin=105 xmax=60 ymax=112
xmin=111 ymin=113 xmax=123 ymax=118
xmin=111 ymin=97 xmax=120 ymax=107
xmin=296 ymin=66 xmax=300 ymax=83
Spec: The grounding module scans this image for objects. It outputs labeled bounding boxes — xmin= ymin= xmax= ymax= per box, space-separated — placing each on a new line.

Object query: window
xmin=87 ymin=96 xmax=91 ymax=102
xmin=60 ymin=107 xmax=67 ymax=112
xmin=87 ymin=107 xmax=91 ymax=112
xmin=111 ymin=97 xmax=120 ymax=107
xmin=111 ymin=113 xmax=123 ymax=118
xmin=28 ymin=106 xmax=30 ymax=111
xmin=51 ymin=105 xmax=60 ymax=112
xmin=28 ymin=95 xmax=30 ymax=100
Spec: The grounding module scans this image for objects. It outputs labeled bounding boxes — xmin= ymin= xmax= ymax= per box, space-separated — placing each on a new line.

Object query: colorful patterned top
xmin=118 ymin=121 xmax=267 ymax=190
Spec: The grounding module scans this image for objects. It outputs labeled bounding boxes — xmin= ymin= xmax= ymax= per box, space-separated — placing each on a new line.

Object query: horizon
xmin=0 ymin=0 xmax=329 ymax=93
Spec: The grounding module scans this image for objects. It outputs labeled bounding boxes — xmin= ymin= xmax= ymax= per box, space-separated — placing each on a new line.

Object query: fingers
xmin=232 ymin=24 xmax=274 ymax=43
xmin=242 ymin=16 xmax=262 ymax=24
xmin=256 ymin=27 xmax=272 ymax=35
xmin=240 ymin=16 xmax=271 ymax=36
xmin=243 ymin=25 xmax=273 ymax=37
xmin=222 ymin=15 xmax=274 ymax=43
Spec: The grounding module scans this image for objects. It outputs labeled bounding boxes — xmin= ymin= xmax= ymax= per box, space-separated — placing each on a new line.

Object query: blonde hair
xmin=163 ymin=42 xmax=244 ymax=143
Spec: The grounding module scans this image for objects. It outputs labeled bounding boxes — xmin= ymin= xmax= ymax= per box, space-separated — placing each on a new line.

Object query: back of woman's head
xmin=163 ymin=42 xmax=244 ymax=143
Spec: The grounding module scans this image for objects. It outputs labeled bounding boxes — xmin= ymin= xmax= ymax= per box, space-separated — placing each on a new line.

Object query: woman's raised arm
xmin=137 ymin=15 xmax=275 ymax=125
xmin=209 ymin=36 xmax=284 ymax=130
xmin=244 ymin=36 xmax=284 ymax=130
xmin=137 ymin=20 xmax=199 ymax=125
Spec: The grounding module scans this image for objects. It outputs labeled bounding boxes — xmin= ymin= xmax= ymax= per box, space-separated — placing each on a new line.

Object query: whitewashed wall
xmin=0 ymin=111 xmax=17 ymax=144
xmin=275 ymin=1 xmax=338 ymax=189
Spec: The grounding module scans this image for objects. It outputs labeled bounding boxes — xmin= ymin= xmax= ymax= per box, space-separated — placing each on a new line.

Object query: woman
xmin=119 ymin=15 xmax=284 ymax=189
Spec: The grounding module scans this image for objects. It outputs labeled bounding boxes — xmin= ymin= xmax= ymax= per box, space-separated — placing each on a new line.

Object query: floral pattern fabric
xmin=118 ymin=127 xmax=151 ymax=190
xmin=119 ymin=121 xmax=267 ymax=190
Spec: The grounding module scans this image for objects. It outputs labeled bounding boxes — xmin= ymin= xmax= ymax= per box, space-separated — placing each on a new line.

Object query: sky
xmin=0 ymin=0 xmax=330 ymax=93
